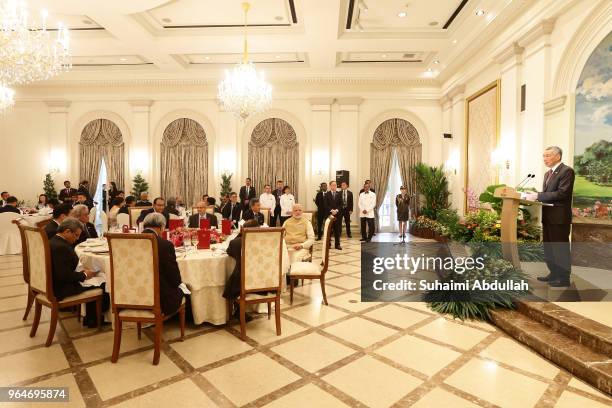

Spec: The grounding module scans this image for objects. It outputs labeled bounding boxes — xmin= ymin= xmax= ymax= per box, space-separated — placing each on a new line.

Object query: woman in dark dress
xmin=395 ymin=186 xmax=410 ymax=238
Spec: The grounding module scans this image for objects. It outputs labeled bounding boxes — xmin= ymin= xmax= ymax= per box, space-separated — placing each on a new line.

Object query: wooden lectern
xmin=493 ymin=186 xmax=545 ymax=269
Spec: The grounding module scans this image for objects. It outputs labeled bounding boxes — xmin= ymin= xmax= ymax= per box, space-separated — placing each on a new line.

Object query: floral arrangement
xmin=168 ymin=227 xmax=227 ymax=247
xmin=463 ymin=187 xmax=479 ymax=212
xmin=572 ymin=201 xmax=611 ymax=219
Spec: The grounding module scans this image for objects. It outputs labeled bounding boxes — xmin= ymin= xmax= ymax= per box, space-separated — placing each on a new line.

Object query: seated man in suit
xmin=0 ymin=191 xmax=9 ymax=207
xmin=49 ymin=218 xmax=109 ymax=327
xmin=136 ymin=192 xmax=152 ymax=207
xmin=188 ymin=201 xmax=218 ymax=228
xmin=141 ymin=213 xmax=184 ymax=316
xmin=118 ymin=195 xmax=136 ymax=214
xmin=241 ymin=198 xmax=265 ymax=226
xmin=45 ymin=204 xmax=72 ymax=238
xmin=222 ymin=219 xmax=261 ymax=319
xmin=284 ymin=204 xmax=315 ymax=263
xmin=71 ymin=204 xmax=98 ymax=246
xmin=137 ymin=197 xmax=170 ymax=226
xmin=221 ymin=192 xmax=242 ymax=228
xmin=0 ymin=196 xmax=20 ymax=213
xmin=74 ymin=192 xmax=94 ymax=210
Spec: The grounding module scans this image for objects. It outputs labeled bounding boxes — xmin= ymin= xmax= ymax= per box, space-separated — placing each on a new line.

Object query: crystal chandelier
xmin=218 ymin=2 xmax=272 ymax=120
xmin=0 ymin=85 xmax=15 ymax=111
xmin=0 ymin=0 xmax=71 ymax=86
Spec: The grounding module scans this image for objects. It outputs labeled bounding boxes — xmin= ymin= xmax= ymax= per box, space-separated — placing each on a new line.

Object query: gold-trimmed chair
xmin=16 ymin=223 xmax=34 ymax=320
xmin=107 ymin=233 xmax=185 ymax=365
xmin=128 ymin=206 xmax=150 ymax=229
xmin=23 ymin=226 xmax=103 ymax=346
xmin=260 ymin=208 xmax=271 ymax=225
xmin=289 ymin=216 xmax=334 ymax=305
xmin=227 ymin=227 xmax=284 ymax=341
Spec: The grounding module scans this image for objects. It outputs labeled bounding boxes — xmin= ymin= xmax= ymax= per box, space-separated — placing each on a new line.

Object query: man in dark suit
xmin=74 ymin=192 xmax=94 ymax=210
xmin=339 ymin=181 xmax=354 ymax=238
xmin=239 ymin=178 xmax=257 ymax=207
xmin=0 ymin=191 xmax=9 ymax=206
xmin=118 ymin=196 xmax=136 ymax=215
xmin=45 ymin=204 xmax=72 ymax=238
xmin=241 ymin=198 xmax=264 ymax=226
xmin=221 ymin=192 xmax=242 ymax=227
xmin=141 ymin=213 xmax=184 ymax=316
xmin=315 ymin=182 xmax=328 ymax=240
xmin=0 ymin=196 xmax=20 ymax=213
xmin=59 ymin=181 xmax=78 ymax=204
xmin=71 ymin=204 xmax=98 ymax=246
xmin=325 ymin=180 xmax=343 ymax=250
xmin=271 ymin=180 xmax=284 ymax=226
xmin=188 ymin=201 xmax=218 ymax=228
xmin=49 ymin=218 xmax=109 ymax=327
xmin=136 ymin=192 xmax=152 ymax=207
xmin=523 ymin=146 xmax=575 ymax=287
xmin=137 ymin=197 xmax=170 ymax=226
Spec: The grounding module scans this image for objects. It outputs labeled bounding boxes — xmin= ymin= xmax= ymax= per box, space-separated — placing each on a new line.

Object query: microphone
xmin=517 ymin=174 xmax=535 ymax=189
xmin=515 ymin=174 xmax=533 ymax=189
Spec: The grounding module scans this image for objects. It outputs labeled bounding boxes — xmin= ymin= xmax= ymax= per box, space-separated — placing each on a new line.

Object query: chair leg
xmin=95 ymin=298 xmax=102 ymax=329
xmin=137 ymin=322 xmax=142 ymax=340
xmin=267 ymin=302 xmax=271 ymax=320
xmin=76 ymin=305 xmax=81 ymax=322
xmin=179 ymin=306 xmax=185 ymax=341
xmin=45 ymin=307 xmax=58 ymax=347
xmin=290 ymin=279 xmax=295 ymax=305
xmin=22 ymin=289 xmax=34 ymax=321
xmin=320 ymin=277 xmax=328 ymax=306
xmin=153 ymin=318 xmax=163 ymax=365
xmin=29 ymin=300 xmax=42 ymax=337
xmin=111 ymin=316 xmax=122 ymax=363
xmin=225 ymin=298 xmax=232 ymax=325
xmin=274 ymin=297 xmax=281 ymax=336
xmin=239 ymin=300 xmax=246 ymax=341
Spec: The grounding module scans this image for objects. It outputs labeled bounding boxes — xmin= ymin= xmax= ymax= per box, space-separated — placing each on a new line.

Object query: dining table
xmin=75 ymin=230 xmax=290 ymax=325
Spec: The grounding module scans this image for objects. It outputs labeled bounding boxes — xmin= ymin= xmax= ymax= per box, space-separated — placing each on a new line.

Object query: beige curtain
xmin=79 ymin=119 xmax=125 ymax=195
xmin=248 ymin=118 xmax=299 ymax=199
xmin=160 ymin=118 xmax=208 ymax=207
xmin=370 ymin=118 xmax=422 ymax=215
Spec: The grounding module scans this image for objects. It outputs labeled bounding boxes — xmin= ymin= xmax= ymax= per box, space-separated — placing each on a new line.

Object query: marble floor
xmin=0 ymin=237 xmax=610 ymax=407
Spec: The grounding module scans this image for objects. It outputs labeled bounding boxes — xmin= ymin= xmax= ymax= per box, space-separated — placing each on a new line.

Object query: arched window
xmin=248 ymin=118 xmax=299 ymax=198
xmin=160 ymin=118 xmax=208 ymax=207
xmin=79 ymin=119 xmax=124 ymax=195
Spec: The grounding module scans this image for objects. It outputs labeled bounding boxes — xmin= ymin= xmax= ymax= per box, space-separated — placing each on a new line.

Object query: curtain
xmin=79 ymin=119 xmax=124 ymax=196
xmin=370 ymin=118 xmax=422 ymax=216
xmin=160 ymin=118 xmax=208 ymax=207
xmin=248 ymin=118 xmax=299 ymax=199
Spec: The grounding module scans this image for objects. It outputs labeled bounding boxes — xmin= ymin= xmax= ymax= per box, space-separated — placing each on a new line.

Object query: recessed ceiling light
xmin=433 ymin=59 xmax=440 ymax=64
xmin=274 ymin=16 xmax=283 ymax=21
xmin=119 ymin=57 xmax=127 ymax=62
xmin=161 ymin=17 xmax=172 ymax=23
xmin=204 ymin=56 xmax=210 ymax=60
xmin=452 ymin=39 xmax=458 ymax=44
xmin=475 ymin=9 xmax=485 ymax=16
xmin=381 ymin=54 xmax=387 ymax=58
xmin=398 ymin=11 xmax=407 ymax=18
xmin=275 ymin=55 xmax=281 ymax=59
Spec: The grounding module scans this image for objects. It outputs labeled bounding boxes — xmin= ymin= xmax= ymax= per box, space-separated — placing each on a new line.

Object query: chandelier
xmin=0 ymin=0 xmax=71 ymax=86
xmin=217 ymin=2 xmax=272 ymax=120
xmin=0 ymin=85 xmax=15 ymax=111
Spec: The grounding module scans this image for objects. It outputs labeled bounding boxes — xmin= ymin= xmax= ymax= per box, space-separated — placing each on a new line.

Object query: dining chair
xmin=227 ymin=227 xmax=284 ymax=341
xmin=16 ymin=223 xmax=34 ymax=320
xmin=24 ymin=226 xmax=103 ymax=346
xmin=106 ymin=233 xmax=185 ymax=365
xmin=260 ymin=208 xmax=270 ymax=225
xmin=301 ymin=211 xmax=315 ymax=262
xmin=128 ymin=207 xmax=149 ymax=229
xmin=116 ymin=213 xmax=129 ymax=229
xmin=0 ymin=212 xmax=22 ymax=255
xmin=289 ymin=216 xmax=334 ymax=305
xmin=89 ymin=206 xmax=97 ymax=224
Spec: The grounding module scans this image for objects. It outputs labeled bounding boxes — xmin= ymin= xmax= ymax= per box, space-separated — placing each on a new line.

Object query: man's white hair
xmin=71 ymin=204 xmax=89 ymax=218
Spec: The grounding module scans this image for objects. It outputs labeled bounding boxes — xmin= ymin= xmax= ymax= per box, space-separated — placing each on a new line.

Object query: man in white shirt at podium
xmin=522 ymin=146 xmax=575 ymax=287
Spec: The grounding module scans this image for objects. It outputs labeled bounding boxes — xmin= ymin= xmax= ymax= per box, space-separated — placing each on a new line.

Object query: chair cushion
xmin=36 ymin=288 xmax=103 ymax=305
xmin=118 ymin=309 xmax=155 ymax=318
xmin=238 ymin=293 xmax=276 ymax=301
xmin=289 ymin=261 xmax=321 ymax=276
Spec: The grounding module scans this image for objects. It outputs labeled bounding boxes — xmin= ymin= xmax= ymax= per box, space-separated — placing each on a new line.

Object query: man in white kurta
xmin=284 ymin=204 xmax=315 ymax=263
xmin=359 ymin=185 xmax=376 ymax=242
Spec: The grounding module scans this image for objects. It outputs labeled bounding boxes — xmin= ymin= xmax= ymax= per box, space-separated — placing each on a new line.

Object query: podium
xmin=494 ymin=186 xmax=546 ymax=268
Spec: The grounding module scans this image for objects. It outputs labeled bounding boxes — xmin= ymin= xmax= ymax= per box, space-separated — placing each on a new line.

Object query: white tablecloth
xmin=75 ymin=234 xmax=289 ymax=325
xmin=19 ymin=214 xmax=51 ymax=227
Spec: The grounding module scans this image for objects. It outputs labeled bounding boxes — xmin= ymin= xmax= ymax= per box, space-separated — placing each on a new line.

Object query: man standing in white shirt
xmin=359 ymin=184 xmax=376 ymax=242
xmin=259 ymin=184 xmax=276 ymax=212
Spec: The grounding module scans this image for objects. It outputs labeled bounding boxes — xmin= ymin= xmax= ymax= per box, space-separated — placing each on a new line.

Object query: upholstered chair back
xmin=128 ymin=207 xmax=148 ymax=228
xmin=16 ymin=224 xmax=30 ymax=284
xmin=24 ymin=227 xmax=49 ymax=295
xmin=108 ymin=234 xmax=158 ymax=309
xmin=260 ymin=208 xmax=270 ymax=225
xmin=241 ymin=228 xmax=283 ymax=292
xmin=116 ymin=213 xmax=130 ymax=229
